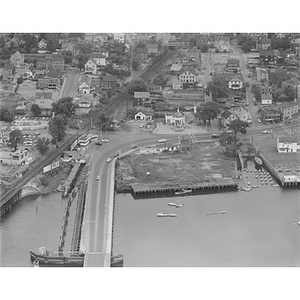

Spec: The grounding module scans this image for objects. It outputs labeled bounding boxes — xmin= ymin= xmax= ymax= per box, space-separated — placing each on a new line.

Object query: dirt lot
xmin=116 ymin=141 xmax=236 ymax=191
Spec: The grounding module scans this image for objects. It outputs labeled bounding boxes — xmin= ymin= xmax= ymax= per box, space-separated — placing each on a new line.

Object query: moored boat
xmin=175 ymin=204 xmax=184 ymax=208
xmin=252 ymin=185 xmax=259 ymax=188
xmin=157 ymin=213 xmax=169 ymax=217
xmin=168 ymin=213 xmax=177 ymax=217
xmin=175 ymin=188 xmax=192 ymax=195
xmin=243 ymin=186 xmax=252 ymax=191
xmin=271 ymin=183 xmax=279 ymax=187
xmin=168 ymin=202 xmax=177 ymax=207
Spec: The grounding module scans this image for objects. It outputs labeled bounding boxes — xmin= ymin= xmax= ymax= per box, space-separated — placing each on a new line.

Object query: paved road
xmin=61 ymin=69 xmax=81 ymax=98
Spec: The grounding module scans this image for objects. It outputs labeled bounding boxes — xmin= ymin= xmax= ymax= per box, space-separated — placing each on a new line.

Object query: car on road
xmin=132 ymin=144 xmax=138 ymax=148
xmin=211 ymin=133 xmax=220 ymax=138
xmin=129 ymin=120 xmax=135 ymax=123
xmin=106 ymin=158 xmax=112 ymax=163
xmin=158 ymin=139 xmax=167 ymax=143
xmin=101 ymin=139 xmax=109 ymax=143
xmin=139 ymin=125 xmax=144 ymax=128
xmin=96 ymin=175 xmax=101 ymax=180
xmin=114 ymin=152 xmax=119 ymax=157
xmin=262 ymin=130 xmax=270 ymax=134
xmin=95 ymin=141 xmax=102 ymax=145
xmin=257 ymin=119 xmax=261 ymax=123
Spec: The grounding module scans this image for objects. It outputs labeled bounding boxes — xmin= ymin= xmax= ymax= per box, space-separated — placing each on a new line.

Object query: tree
xmin=251 ymin=84 xmax=262 ymax=102
xmin=271 ymin=38 xmax=291 ymax=51
xmin=9 ymin=129 xmax=23 ymax=151
xmin=52 ymin=97 xmax=74 ymax=118
xmin=228 ymin=119 xmax=249 ymax=140
xmin=195 ymin=102 xmax=221 ymax=125
xmin=283 ymin=85 xmax=296 ymax=101
xmin=269 ymin=69 xmax=292 ymax=88
xmin=94 ymin=113 xmax=109 ymax=130
xmin=17 ymin=76 xmax=23 ymax=85
xmin=0 ymin=108 xmax=14 ymax=122
xmin=21 ymin=34 xmax=38 ymax=52
xmin=49 ymin=115 xmax=67 ymax=143
xmin=127 ymin=78 xmax=148 ymax=95
xmin=131 ymin=58 xmax=140 ymax=71
xmin=36 ymin=137 xmax=51 ymax=155
xmin=152 ymin=74 xmax=168 ymax=86
xmin=31 ymin=104 xmax=42 ymax=117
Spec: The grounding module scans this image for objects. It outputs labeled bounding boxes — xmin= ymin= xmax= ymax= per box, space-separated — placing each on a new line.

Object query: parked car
xmin=158 ymin=139 xmax=167 ymax=143
xmin=107 ymin=158 xmax=112 ymax=163
xmin=211 ymin=133 xmax=220 ymax=138
xmin=262 ymin=130 xmax=270 ymax=134
xmin=101 ymin=139 xmax=109 ymax=143
xmin=95 ymin=141 xmax=102 ymax=145
xmin=132 ymin=144 xmax=138 ymax=148
xmin=129 ymin=120 xmax=135 ymax=123
xmin=96 ymin=175 xmax=100 ymax=180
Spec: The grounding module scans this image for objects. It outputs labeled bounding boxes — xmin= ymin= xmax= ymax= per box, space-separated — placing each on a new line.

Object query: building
xmin=281 ymin=78 xmax=300 ymax=100
xmin=148 ymin=84 xmax=162 ymax=94
xmin=134 ymin=111 xmax=153 ymax=121
xmin=90 ymin=53 xmax=107 ymax=67
xmin=260 ymin=106 xmax=281 ymax=123
xmin=215 ymin=40 xmax=230 ymax=52
xmin=134 ymin=91 xmax=151 ymax=106
xmin=170 ymin=64 xmax=183 ymax=73
xmin=100 ymin=75 xmax=118 ymax=89
xmin=256 ymin=38 xmax=271 ymax=51
xmin=172 ymin=78 xmax=183 ymax=90
xmin=228 ymin=76 xmax=243 ymax=90
xmin=37 ymin=69 xmax=61 ymax=89
xmin=36 ymin=58 xmax=51 ymax=69
xmin=146 ymin=44 xmax=159 ymax=53
xmin=2 ymin=62 xmax=15 ymax=82
xmin=85 ymin=59 xmax=97 ymax=75
xmin=10 ymin=51 xmax=24 ymax=68
xmin=51 ymin=56 xmax=65 ymax=71
xmin=0 ymin=149 xmax=29 ymax=166
xmin=113 ymin=33 xmax=125 ymax=43
xmin=279 ymin=102 xmax=299 ymax=120
xmin=231 ymin=106 xmax=253 ymax=124
xmin=35 ymin=91 xmax=53 ymax=110
xmin=165 ymin=109 xmax=186 ymax=128
xmin=247 ymin=53 xmax=260 ymax=65
xmin=277 ymin=137 xmax=300 ymax=153
xmin=15 ymin=102 xmax=26 ymax=115
xmin=260 ymin=83 xmax=273 ymax=105
xmin=219 ymin=110 xmax=239 ymax=127
xmin=259 ymin=50 xmax=275 ymax=64
xmin=78 ymin=76 xmax=92 ymax=94
xmin=38 ymin=39 xmax=47 ymax=49
xmin=135 ymin=48 xmax=148 ymax=61
xmin=178 ymin=69 xmax=198 ymax=83
xmin=256 ymin=67 xmax=269 ymax=82
xmin=226 ymin=58 xmax=240 ymax=72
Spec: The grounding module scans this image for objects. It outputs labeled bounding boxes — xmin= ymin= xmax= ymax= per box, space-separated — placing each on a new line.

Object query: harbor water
xmin=1 ymin=173 xmax=299 ymax=267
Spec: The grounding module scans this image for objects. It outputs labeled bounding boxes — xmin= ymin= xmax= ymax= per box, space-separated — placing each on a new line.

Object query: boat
xmin=30 ymin=249 xmax=84 ymax=267
xmin=57 ymin=185 xmax=65 ymax=192
xmin=175 ymin=204 xmax=184 ymax=208
xmin=168 ymin=202 xmax=177 ymax=207
xmin=252 ymin=185 xmax=259 ymax=188
xmin=243 ymin=187 xmax=252 ymax=191
xmin=168 ymin=213 xmax=177 ymax=217
xmin=255 ymin=175 xmax=259 ymax=178
xmin=254 ymin=156 xmax=263 ymax=166
xmin=157 ymin=213 xmax=169 ymax=217
xmin=271 ymin=183 xmax=279 ymax=187
xmin=175 ymin=188 xmax=192 ymax=195
xmin=248 ymin=182 xmax=251 ymax=185
xmin=221 ymin=211 xmax=227 ymax=214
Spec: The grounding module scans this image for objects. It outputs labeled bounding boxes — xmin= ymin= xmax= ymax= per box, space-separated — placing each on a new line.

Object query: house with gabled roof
xmin=228 ymin=75 xmax=243 ymax=90
xmin=134 ymin=111 xmax=153 ymax=121
xmin=220 ymin=109 xmax=238 ymax=127
xmin=146 ymin=43 xmax=159 ymax=53
xmin=36 ymin=58 xmax=51 ymax=69
xmin=100 ymin=75 xmax=118 ymax=89
xmin=279 ymin=102 xmax=299 ymax=120
xmin=85 ymin=58 xmax=97 ymax=75
xmin=38 ymin=39 xmax=47 ymax=49
xmin=172 ymin=78 xmax=183 ymax=90
xmin=256 ymin=38 xmax=271 ymax=51
xmin=178 ymin=68 xmax=198 ymax=83
xmin=256 ymin=67 xmax=269 ymax=82
xmin=35 ymin=91 xmax=53 ymax=110
xmin=78 ymin=75 xmax=92 ymax=94
xmin=90 ymin=53 xmax=107 ymax=67
xmin=37 ymin=69 xmax=62 ymax=89
xmin=10 ymin=51 xmax=24 ymax=68
xmin=165 ymin=109 xmax=186 ymax=128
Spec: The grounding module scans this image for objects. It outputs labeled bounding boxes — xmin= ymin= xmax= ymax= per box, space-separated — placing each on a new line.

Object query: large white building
xmin=277 ymin=137 xmax=300 ymax=153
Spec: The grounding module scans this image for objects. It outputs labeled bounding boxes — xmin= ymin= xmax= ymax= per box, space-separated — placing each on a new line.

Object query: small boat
xmin=168 ymin=214 xmax=177 ymax=217
xmin=175 ymin=204 xmax=184 ymax=208
xmin=252 ymin=185 xmax=259 ymax=188
xmin=206 ymin=212 xmax=219 ymax=216
xmin=248 ymin=182 xmax=251 ymax=185
xmin=157 ymin=213 xmax=169 ymax=217
xmin=243 ymin=187 xmax=252 ymax=191
xmin=221 ymin=211 xmax=227 ymax=214
xmin=254 ymin=156 xmax=263 ymax=166
xmin=255 ymin=175 xmax=259 ymax=178
xmin=168 ymin=202 xmax=177 ymax=207
xmin=175 ymin=188 xmax=192 ymax=195
xmin=271 ymin=183 xmax=279 ymax=187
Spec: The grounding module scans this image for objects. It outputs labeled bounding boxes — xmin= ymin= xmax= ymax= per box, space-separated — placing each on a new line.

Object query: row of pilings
xmin=0 ymin=190 xmax=22 ymax=219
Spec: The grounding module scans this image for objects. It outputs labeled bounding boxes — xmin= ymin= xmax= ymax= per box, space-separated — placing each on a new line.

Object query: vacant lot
xmin=116 ymin=141 xmax=236 ymax=191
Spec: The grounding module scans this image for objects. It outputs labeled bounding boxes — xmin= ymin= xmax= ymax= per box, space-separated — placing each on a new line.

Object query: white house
xmin=165 ymin=109 xmax=186 ymax=128
xmin=35 ymin=92 xmax=53 ymax=110
xmin=280 ymin=102 xmax=299 ymax=120
xmin=85 ymin=59 xmax=97 ymax=74
xmin=172 ymin=78 xmax=183 ymax=90
xmin=256 ymin=67 xmax=269 ymax=82
xmin=231 ymin=107 xmax=253 ymax=124
xmin=134 ymin=111 xmax=153 ymax=121
xmin=90 ymin=54 xmax=107 ymax=67
xmin=38 ymin=39 xmax=47 ymax=49
xmin=178 ymin=69 xmax=198 ymax=83
xmin=113 ymin=33 xmax=125 ymax=43
xmin=277 ymin=137 xmax=300 ymax=153
xmin=228 ymin=77 xmax=243 ymax=90
xmin=214 ymin=40 xmax=230 ymax=52
xmin=0 ymin=149 xmax=29 ymax=166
